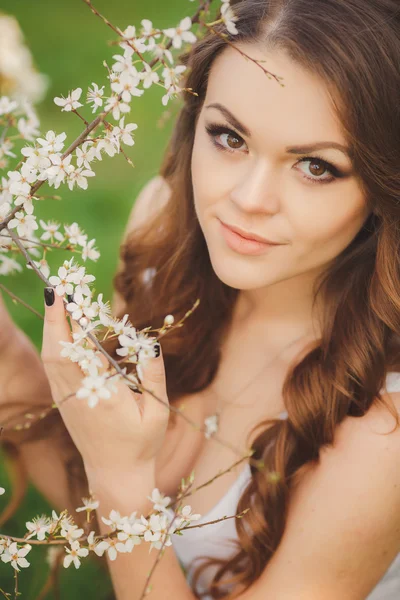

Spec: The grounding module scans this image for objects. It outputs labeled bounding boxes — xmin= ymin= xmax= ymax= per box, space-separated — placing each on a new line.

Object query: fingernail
xmin=44 ymin=287 xmax=55 ymax=307
xmin=154 ymin=342 xmax=161 ymax=358
xmin=67 ymin=294 xmax=74 ymax=304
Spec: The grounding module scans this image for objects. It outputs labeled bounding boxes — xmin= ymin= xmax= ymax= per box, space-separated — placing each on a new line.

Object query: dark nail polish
xmin=44 ymin=287 xmax=55 ymax=307
xmin=67 ymin=294 xmax=74 ymax=304
xmin=154 ymin=342 xmax=161 ymax=358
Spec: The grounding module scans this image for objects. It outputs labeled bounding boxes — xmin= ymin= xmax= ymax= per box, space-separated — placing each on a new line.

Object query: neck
xmin=233 ymin=268 xmax=323 ymax=342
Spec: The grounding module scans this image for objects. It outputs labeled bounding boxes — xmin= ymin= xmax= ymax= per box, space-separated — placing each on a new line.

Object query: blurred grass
xmin=0 ymin=0 xmax=191 ymax=596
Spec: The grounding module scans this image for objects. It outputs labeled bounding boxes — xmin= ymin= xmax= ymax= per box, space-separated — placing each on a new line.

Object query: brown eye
xmin=308 ymin=159 xmax=327 ymax=177
xmin=224 ymin=133 xmax=243 ymax=149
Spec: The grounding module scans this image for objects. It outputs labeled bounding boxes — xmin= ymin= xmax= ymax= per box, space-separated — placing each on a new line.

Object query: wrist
xmin=85 ymin=463 xmax=156 ymax=519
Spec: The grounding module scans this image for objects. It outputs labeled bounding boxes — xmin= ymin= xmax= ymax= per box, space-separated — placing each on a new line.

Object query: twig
xmin=8 ymin=229 xmax=261 ymax=470
xmin=6 ymin=229 xmax=49 ymax=285
xmin=202 ymin=21 xmax=284 ymax=85
xmin=13 ymin=570 xmax=18 ymax=600
xmin=0 ymin=284 xmax=44 ymax=321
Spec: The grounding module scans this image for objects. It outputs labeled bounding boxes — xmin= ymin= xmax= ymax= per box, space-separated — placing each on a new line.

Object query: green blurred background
xmin=0 ymin=0 xmax=191 ymax=596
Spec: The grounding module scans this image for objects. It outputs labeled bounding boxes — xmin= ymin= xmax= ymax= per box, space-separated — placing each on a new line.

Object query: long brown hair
xmin=3 ymin=0 xmax=400 ymax=597
xmin=114 ymin=0 xmax=400 ymax=596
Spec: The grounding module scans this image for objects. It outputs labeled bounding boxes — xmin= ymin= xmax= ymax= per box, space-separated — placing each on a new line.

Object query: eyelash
xmin=205 ymin=123 xmax=346 ymax=185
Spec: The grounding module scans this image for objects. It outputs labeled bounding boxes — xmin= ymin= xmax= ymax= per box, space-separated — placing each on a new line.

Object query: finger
xmin=140 ymin=342 xmax=170 ymax=423
xmin=66 ymin=302 xmax=109 ymax=372
xmin=42 ymin=287 xmax=73 ymax=362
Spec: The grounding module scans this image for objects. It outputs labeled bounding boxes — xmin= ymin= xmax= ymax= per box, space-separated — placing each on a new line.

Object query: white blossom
xmin=139 ymin=513 xmax=177 ymax=551
xmin=0 ymin=97 xmax=18 ymax=116
xmin=64 ymin=222 xmax=87 ymax=246
xmin=0 ymin=176 xmax=13 ymax=205
xmin=63 ymin=540 xmax=89 ymax=569
xmin=112 ymin=48 xmax=139 ymax=78
xmin=31 ymin=258 xmax=50 ymax=279
xmin=101 ymin=509 xmax=126 ymax=532
xmin=60 ymin=523 xmax=84 ymax=545
xmin=76 ymin=496 xmax=100 ymax=513
xmin=204 ymin=414 xmax=219 ymax=439
xmin=7 ymin=163 xmax=37 ymax=197
xmin=86 ymin=531 xmax=98 ymax=552
xmin=0 ymin=254 xmax=23 ymax=275
xmin=112 ymin=117 xmax=138 ymax=147
xmin=66 ymin=290 xmax=97 ymax=321
xmin=94 ymin=536 xmax=125 ymax=561
xmin=163 ymin=17 xmax=197 ymax=50
xmin=139 ymin=63 xmax=160 ymax=89
xmin=91 ymin=293 xmax=112 ymax=326
xmin=119 ymin=26 xmax=147 ymax=54
xmin=46 ymin=154 xmax=74 ymax=188
xmin=74 ymin=270 xmax=96 ymax=296
xmin=21 ymin=144 xmax=51 ymax=171
xmin=147 ymin=488 xmax=171 ymax=513
xmin=36 ymin=130 xmax=67 ymax=154
xmin=39 ymin=220 xmax=64 ymax=242
xmin=0 ymin=537 xmax=11 ymax=557
xmin=76 ymin=142 xmax=96 ymax=169
xmin=1 ymin=542 xmax=32 ymax=572
xmin=111 ymin=71 xmax=144 ymax=104
xmin=48 ymin=265 xmax=81 ymax=296
xmin=66 ymin=166 xmax=96 ymax=191
xmin=25 ymin=515 xmax=52 ymax=541
xmin=94 ymin=128 xmax=121 ymax=158
xmin=86 ymin=82 xmax=105 ymax=113
xmin=221 ymin=1 xmax=239 ymax=35
xmin=0 ymin=487 xmax=5 ymax=495
xmin=117 ymin=521 xmax=144 ymax=552
xmin=8 ymin=212 xmax=38 ymax=237
xmin=76 ymin=374 xmax=113 ymax=408
xmin=174 ymin=504 xmax=201 ymax=528
xmin=150 ymin=44 xmax=174 ymax=66
xmin=0 ymin=140 xmax=16 ymax=160
xmin=161 ymin=65 xmax=187 ymax=106
xmin=110 ymin=313 xmax=135 ymax=336
xmin=103 ymin=95 xmax=131 ymax=122
xmin=81 ymin=238 xmax=100 ymax=262
xmin=54 ymin=88 xmax=83 ymax=112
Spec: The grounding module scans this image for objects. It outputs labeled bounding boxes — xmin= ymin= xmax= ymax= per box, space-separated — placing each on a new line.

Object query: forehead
xmin=204 ymin=43 xmax=345 ymax=147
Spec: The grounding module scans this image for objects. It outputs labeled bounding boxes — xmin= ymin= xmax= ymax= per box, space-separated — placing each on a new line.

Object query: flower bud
xmin=164 ymin=314 xmax=174 ymax=326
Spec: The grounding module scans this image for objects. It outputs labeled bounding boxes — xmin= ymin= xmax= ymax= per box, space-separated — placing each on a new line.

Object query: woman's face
xmin=191 ymin=44 xmax=371 ymax=295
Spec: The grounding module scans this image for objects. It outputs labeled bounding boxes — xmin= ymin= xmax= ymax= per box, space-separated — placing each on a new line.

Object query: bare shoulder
xmin=239 ymin=392 xmax=400 ymax=599
xmin=112 ymin=175 xmax=171 ymax=315
xmin=125 ymin=174 xmax=171 ymax=235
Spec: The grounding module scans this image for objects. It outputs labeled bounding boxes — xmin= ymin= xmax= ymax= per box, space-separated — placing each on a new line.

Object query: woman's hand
xmin=41 ymin=287 xmax=170 ymax=487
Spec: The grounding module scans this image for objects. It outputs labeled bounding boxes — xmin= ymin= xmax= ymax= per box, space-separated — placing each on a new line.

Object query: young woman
xmin=4 ymin=0 xmax=400 ymax=598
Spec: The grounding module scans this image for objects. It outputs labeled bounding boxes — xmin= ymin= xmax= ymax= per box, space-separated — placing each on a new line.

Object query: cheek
xmin=291 ymin=190 xmax=369 ymax=262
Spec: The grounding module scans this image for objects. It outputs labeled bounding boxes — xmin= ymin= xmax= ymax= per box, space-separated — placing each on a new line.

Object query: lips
xmin=218 ymin=219 xmax=281 ymax=256
xmin=219 ymin=220 xmax=280 ymax=245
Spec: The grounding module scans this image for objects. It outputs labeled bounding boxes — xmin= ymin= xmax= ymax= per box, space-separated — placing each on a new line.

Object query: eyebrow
xmin=205 ymin=102 xmax=353 ymax=159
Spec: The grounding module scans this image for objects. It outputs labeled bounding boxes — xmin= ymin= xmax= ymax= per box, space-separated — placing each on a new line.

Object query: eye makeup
xmin=204 ymin=121 xmax=352 ymax=185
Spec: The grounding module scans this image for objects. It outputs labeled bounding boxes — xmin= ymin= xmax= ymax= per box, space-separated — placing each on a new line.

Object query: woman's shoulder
xmin=251 ymin=394 xmax=400 ymax=598
xmin=125 ymin=174 xmax=171 ymax=234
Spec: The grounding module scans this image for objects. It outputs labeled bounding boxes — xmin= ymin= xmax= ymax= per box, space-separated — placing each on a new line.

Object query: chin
xmin=207 ymin=250 xmax=273 ymax=290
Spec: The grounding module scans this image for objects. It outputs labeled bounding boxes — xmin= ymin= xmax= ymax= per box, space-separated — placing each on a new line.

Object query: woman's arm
xmin=93 ymin=470 xmax=194 ymax=600
xmin=0 ymin=294 xmax=77 ymax=514
xmin=91 ymin=395 xmax=400 ymax=600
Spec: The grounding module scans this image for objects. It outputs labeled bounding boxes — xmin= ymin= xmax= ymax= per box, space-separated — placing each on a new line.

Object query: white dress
xmin=166 ymin=371 xmax=400 ymax=599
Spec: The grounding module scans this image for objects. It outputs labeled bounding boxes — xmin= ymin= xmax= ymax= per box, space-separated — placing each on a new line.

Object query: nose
xmin=229 ymin=159 xmax=280 ymax=215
